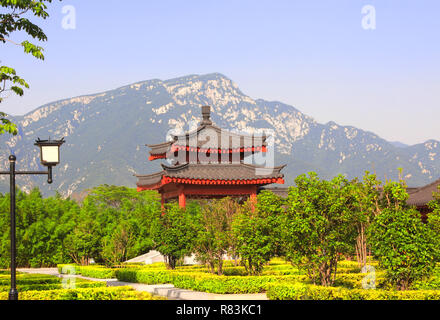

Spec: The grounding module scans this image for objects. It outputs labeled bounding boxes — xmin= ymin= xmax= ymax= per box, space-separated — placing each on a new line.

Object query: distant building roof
xmin=407 ymin=178 xmax=440 ymax=207
xmin=259 ymin=186 xmax=290 ymax=198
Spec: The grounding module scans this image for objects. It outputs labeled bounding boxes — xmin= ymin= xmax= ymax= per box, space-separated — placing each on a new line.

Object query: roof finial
xmin=201 ymin=105 xmax=212 ymax=125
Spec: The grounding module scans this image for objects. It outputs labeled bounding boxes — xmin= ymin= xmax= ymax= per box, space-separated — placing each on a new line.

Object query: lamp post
xmin=0 ymin=137 xmax=64 ymax=300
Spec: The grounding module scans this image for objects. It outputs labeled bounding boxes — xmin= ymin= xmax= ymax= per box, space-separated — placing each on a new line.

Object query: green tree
xmin=231 ymin=193 xmax=282 ymax=276
xmin=350 ymin=172 xmax=381 ymax=268
xmin=283 ymin=173 xmax=358 ymax=286
xmin=369 ymin=181 xmax=439 ymax=290
xmin=82 ymin=185 xmax=160 ymax=265
xmin=0 ymin=188 xmax=78 ymax=268
xmin=63 ymin=198 xmax=101 ymax=265
xmin=428 ymin=186 xmax=440 ymax=260
xmin=0 ymin=0 xmax=57 ymax=135
xmin=193 ymin=197 xmax=239 ymax=275
xmin=150 ymin=203 xmax=197 ymax=269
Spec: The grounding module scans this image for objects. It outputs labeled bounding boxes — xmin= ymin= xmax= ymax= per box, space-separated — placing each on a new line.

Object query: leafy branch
xmin=0 ymin=0 xmax=57 ymax=135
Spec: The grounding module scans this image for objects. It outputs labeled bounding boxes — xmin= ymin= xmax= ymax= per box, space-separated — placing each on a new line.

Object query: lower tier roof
xmin=136 ymin=163 xmax=285 ymax=189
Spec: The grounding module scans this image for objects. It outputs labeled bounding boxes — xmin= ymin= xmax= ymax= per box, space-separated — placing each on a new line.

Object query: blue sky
xmin=1 ymin=0 xmax=439 ymax=145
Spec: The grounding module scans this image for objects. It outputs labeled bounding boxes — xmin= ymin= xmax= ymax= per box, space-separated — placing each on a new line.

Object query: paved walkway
xmin=17 ymin=268 xmax=268 ymax=300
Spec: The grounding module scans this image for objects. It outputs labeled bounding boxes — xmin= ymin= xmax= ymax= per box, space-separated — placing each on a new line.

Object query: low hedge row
xmin=115 ymin=269 xmax=303 ymax=294
xmin=115 ymin=267 xmax=390 ymax=293
xmin=0 ymin=286 xmax=165 ymax=300
xmin=266 ymin=283 xmax=440 ymax=300
xmin=57 ymin=265 xmax=115 ymax=279
xmin=0 ymin=277 xmax=61 ymax=286
xmin=0 ymin=280 xmax=106 ymax=292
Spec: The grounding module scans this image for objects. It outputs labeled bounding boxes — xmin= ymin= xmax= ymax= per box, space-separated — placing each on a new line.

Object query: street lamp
xmin=0 ymin=137 xmax=65 ymax=300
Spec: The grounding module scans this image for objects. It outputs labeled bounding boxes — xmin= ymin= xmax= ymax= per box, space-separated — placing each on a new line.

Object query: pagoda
xmin=136 ymin=106 xmax=286 ymax=208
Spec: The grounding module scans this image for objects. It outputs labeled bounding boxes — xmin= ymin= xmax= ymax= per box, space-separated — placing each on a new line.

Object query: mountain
xmin=390 ymin=141 xmax=409 ymax=148
xmin=1 ymin=73 xmax=439 ymax=197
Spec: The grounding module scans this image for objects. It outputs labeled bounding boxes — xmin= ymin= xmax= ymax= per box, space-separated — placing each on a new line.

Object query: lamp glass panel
xmin=41 ymin=145 xmax=59 ymax=163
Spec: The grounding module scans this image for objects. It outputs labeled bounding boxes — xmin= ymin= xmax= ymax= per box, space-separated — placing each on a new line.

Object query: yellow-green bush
xmin=115 ymin=269 xmax=304 ymax=294
xmin=0 ymin=281 xmax=106 ymax=292
xmin=266 ymin=283 xmax=440 ymax=300
xmin=57 ymin=264 xmax=115 ymax=279
xmin=0 ymin=286 xmax=165 ymax=300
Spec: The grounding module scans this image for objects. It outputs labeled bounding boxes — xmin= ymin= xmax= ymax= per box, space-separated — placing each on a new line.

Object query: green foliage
xmin=266 ymin=282 xmax=440 ymax=300
xmin=427 ymin=186 xmax=440 ymax=256
xmin=231 ymin=193 xmax=283 ymax=275
xmin=58 ymin=264 xmax=116 ymax=279
xmin=115 ymin=268 xmax=299 ymax=294
xmin=0 ymin=188 xmax=78 ymax=268
xmin=283 ymin=172 xmax=358 ymax=286
xmin=0 ymin=0 xmax=57 ymax=134
xmin=368 ymin=180 xmax=439 ymax=290
xmin=193 ymin=197 xmax=238 ymax=275
xmin=369 ymin=207 xmax=439 ymax=290
xmin=150 ymin=203 xmax=198 ymax=269
xmin=64 ymin=185 xmax=160 ymax=266
xmin=349 ymin=172 xmax=381 ymax=268
xmin=0 ymin=185 xmax=161 ymax=268
xmin=0 ymin=285 xmax=164 ymax=300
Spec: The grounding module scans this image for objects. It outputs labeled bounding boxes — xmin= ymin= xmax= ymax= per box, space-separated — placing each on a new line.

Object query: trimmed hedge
xmin=116 ymin=269 xmax=303 ymax=294
xmin=0 ymin=286 xmax=165 ymax=300
xmin=57 ymin=264 xmax=115 ymax=279
xmin=0 ymin=281 xmax=106 ymax=292
xmin=266 ymin=283 xmax=440 ymax=300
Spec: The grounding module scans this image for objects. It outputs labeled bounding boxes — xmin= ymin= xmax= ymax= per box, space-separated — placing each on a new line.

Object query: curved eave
xmin=161 ymin=177 xmax=284 ymax=186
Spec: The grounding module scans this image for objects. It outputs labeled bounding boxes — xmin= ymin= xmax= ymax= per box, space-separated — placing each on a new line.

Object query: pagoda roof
xmin=136 ymin=162 xmax=285 ymax=189
xmin=171 ymin=123 xmax=267 ymax=148
xmin=407 ymin=178 xmax=440 ymax=207
xmin=147 ymin=106 xmax=267 ymax=158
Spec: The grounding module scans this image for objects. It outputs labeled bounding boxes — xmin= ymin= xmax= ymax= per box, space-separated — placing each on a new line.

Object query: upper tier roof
xmin=147 ymin=106 xmax=267 ymax=156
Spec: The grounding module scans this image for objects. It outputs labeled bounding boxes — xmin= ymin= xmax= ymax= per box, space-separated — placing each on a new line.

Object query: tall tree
xmin=369 ymin=180 xmax=439 ymax=290
xmin=0 ymin=0 xmax=56 ymax=135
xmin=350 ymin=172 xmax=381 ymax=269
xmin=193 ymin=197 xmax=239 ymax=275
xmin=231 ymin=193 xmax=283 ymax=276
xmin=150 ymin=203 xmax=197 ymax=269
xmin=283 ymin=172 xmax=358 ymax=286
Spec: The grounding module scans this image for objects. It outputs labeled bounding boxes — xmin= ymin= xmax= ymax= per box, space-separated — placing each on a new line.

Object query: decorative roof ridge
xmin=134 ymin=170 xmax=165 ymax=178
xmin=171 ymin=124 xmax=268 ymax=141
xmin=161 ymin=162 xmax=190 ymax=171
xmin=146 ymin=141 xmax=173 ymax=148
xmin=160 ymin=162 xmax=285 ymax=171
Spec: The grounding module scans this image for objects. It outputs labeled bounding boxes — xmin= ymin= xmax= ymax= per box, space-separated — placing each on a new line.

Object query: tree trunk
xmin=355 ymin=223 xmax=367 ymax=269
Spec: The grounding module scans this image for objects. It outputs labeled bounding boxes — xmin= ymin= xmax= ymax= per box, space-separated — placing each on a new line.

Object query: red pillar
xmin=250 ymin=186 xmax=257 ymax=211
xmin=178 ymin=188 xmax=186 ymax=208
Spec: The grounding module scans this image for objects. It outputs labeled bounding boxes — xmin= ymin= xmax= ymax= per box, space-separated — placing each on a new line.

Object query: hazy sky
xmin=1 ymin=0 xmax=439 ymax=145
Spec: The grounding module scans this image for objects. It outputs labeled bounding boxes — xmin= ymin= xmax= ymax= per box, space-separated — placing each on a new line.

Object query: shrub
xmin=57 ymin=264 xmax=115 ymax=278
xmin=267 ymin=283 xmax=440 ymax=300
xmin=369 ymin=204 xmax=439 ymax=290
xmin=0 ymin=286 xmax=165 ymax=300
xmin=115 ymin=269 xmax=303 ymax=294
xmin=284 ymin=173 xmax=359 ymax=286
